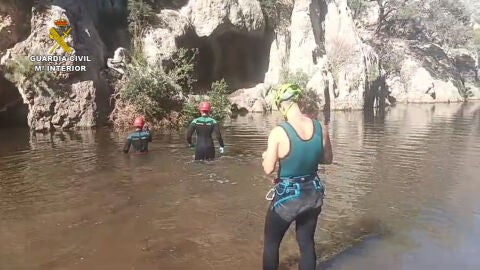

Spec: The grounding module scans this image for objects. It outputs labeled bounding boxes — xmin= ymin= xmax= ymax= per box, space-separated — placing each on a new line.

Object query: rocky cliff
xmin=0 ymin=0 xmax=478 ymax=131
xmin=0 ymin=0 xmax=127 ymax=131
xmin=230 ymin=0 xmax=380 ymax=112
xmin=354 ymin=0 xmax=480 ymax=106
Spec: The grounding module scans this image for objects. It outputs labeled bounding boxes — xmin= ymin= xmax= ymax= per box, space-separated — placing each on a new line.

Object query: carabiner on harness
xmin=265 ymin=188 xmax=276 ymax=201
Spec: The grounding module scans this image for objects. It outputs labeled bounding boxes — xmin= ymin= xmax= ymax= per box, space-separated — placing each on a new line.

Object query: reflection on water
xmin=0 ymin=103 xmax=479 ymax=270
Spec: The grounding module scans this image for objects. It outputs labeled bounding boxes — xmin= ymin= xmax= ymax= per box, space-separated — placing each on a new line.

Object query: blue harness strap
xmin=272 ymin=174 xmax=324 ymax=208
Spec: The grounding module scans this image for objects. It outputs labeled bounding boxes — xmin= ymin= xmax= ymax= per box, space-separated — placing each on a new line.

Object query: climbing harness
xmin=265 ymin=174 xmax=325 ymax=222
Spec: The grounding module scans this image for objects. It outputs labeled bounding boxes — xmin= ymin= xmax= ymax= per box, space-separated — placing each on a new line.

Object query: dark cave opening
xmin=0 ymin=71 xmax=28 ymax=128
xmin=177 ymin=30 xmax=273 ymax=92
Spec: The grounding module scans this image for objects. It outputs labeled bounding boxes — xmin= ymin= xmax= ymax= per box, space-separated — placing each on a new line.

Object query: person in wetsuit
xmin=261 ymin=83 xmax=333 ymax=270
xmin=123 ymin=116 xmax=152 ymax=154
xmin=186 ymin=101 xmax=225 ymax=160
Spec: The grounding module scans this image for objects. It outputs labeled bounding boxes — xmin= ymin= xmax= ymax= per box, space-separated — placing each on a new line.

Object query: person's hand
xmin=262 ymin=151 xmax=266 ymax=159
xmin=219 ymin=147 xmax=224 ymax=154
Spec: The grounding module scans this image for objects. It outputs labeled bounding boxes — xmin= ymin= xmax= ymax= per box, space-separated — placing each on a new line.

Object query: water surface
xmin=1 ymin=103 xmax=479 ymax=270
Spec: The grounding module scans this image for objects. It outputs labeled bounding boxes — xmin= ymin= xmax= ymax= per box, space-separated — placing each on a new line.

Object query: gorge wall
xmin=0 ymin=0 xmax=478 ymax=131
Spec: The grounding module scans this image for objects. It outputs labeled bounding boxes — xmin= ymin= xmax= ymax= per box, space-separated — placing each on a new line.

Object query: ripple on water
xmin=1 ymin=104 xmax=480 ymax=270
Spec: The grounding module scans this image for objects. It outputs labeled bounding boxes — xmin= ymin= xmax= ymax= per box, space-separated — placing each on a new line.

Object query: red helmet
xmin=133 ymin=116 xmax=145 ymax=128
xmin=198 ymin=101 xmax=211 ymax=113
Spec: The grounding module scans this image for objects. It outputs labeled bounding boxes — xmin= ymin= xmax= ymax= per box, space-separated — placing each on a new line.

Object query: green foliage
xmin=119 ymin=48 xmax=197 ymax=123
xmin=279 ymin=69 xmax=309 ymax=90
xmin=259 ymin=0 xmax=294 ymax=32
xmin=208 ymin=79 xmax=231 ymax=121
xmin=348 ymin=0 xmax=368 ymax=19
xmin=165 ymin=48 xmax=198 ymax=93
xmin=378 ymin=0 xmax=473 ymax=49
xmin=127 ymin=0 xmax=155 ymax=48
xmin=259 ymin=0 xmax=276 ymax=18
xmin=5 ymin=56 xmax=39 ymax=81
xmin=375 ymin=42 xmax=403 ymax=75
xmin=181 ymin=79 xmax=232 ymax=126
xmin=4 ymin=56 xmax=53 ymax=94
xmin=422 ymin=0 xmax=473 ymax=48
xmin=118 ymin=1 xmax=203 ymax=129
xmin=121 ymin=65 xmax=178 ymax=119
xmin=325 ymin=37 xmax=356 ymax=81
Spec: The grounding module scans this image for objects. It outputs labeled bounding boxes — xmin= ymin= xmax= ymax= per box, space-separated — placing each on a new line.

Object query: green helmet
xmin=273 ymin=83 xmax=302 ymax=109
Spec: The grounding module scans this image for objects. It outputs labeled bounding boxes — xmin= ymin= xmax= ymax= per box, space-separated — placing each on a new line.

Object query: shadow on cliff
xmin=0 ymin=70 xmax=28 ymax=128
xmin=176 ymin=22 xmax=274 ymax=92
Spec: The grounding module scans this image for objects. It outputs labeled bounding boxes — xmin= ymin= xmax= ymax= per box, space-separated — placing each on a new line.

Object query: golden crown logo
xmin=54 ymin=19 xmax=68 ymax=27
xmin=48 ymin=17 xmax=72 ymax=54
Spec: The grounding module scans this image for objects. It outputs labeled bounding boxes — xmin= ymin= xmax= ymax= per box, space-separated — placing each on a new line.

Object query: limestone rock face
xmin=390 ymin=58 xmax=463 ymax=103
xmin=0 ymin=0 xmax=31 ymax=53
xmin=263 ymin=32 xmax=289 ymax=88
xmin=143 ymin=0 xmax=266 ymax=71
xmin=228 ymin=83 xmax=269 ymax=112
xmin=385 ymin=43 xmax=479 ymax=103
xmin=324 ymin=0 xmax=379 ymax=110
xmin=451 ymin=49 xmax=480 ymax=100
xmin=182 ymin=0 xmax=265 ymax=37
xmin=0 ymin=0 xmax=125 ymax=131
xmin=143 ymin=10 xmax=191 ymax=66
xmin=107 ymin=47 xmax=127 ymax=74
xmin=28 ymin=80 xmax=97 ymax=131
xmin=288 ymin=0 xmax=321 ymax=76
xmin=265 ymin=0 xmax=379 ymax=111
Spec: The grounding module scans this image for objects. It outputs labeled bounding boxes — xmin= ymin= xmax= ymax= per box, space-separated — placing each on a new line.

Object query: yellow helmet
xmin=273 ymin=83 xmax=302 ymax=110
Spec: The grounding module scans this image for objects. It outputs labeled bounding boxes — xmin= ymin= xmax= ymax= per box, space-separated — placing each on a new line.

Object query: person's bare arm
xmin=262 ymin=127 xmax=281 ymax=174
xmin=320 ymin=122 xmax=333 ymax=164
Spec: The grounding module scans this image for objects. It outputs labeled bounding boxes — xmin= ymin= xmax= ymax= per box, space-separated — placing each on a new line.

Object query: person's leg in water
xmin=263 ymin=207 xmax=291 ymax=270
xmin=295 ymin=207 xmax=322 ymax=270
xmin=195 ymin=145 xmax=215 ymax=160
xmin=195 ymin=145 xmax=207 ymax=160
xmin=205 ymin=146 xmax=215 ymax=160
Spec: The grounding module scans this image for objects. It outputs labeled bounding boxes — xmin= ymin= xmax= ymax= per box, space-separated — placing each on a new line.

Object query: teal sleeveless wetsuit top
xmin=278 ymin=120 xmax=323 ymax=178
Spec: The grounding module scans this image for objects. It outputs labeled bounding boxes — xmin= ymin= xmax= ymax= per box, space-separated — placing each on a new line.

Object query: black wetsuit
xmin=123 ymin=129 xmax=152 ymax=153
xmin=186 ymin=116 xmax=224 ymax=160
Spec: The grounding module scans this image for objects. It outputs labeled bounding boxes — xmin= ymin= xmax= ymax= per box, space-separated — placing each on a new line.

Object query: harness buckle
xmin=265 ymin=188 xmax=275 ymax=201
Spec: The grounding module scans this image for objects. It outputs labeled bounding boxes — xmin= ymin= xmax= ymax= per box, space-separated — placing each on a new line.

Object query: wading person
xmin=123 ymin=116 xmax=152 ymax=154
xmin=186 ymin=101 xmax=225 ymax=160
xmin=262 ymin=83 xmax=333 ymax=270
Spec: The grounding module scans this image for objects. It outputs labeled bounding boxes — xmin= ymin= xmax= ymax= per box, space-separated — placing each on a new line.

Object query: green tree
xmin=348 ymin=0 xmax=368 ymax=19
xmin=127 ymin=0 xmax=155 ymax=48
xmin=181 ymin=79 xmax=232 ymax=126
xmin=375 ymin=0 xmax=473 ymax=49
xmin=112 ymin=48 xmax=197 ymax=129
xmin=422 ymin=0 xmax=472 ymax=48
xmin=279 ymin=69 xmax=309 ymax=89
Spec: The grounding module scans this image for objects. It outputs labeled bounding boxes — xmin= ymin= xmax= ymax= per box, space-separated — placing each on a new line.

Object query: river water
xmin=1 ymin=103 xmax=479 ymax=270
